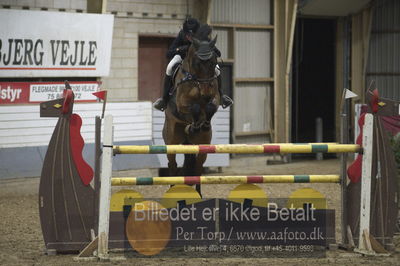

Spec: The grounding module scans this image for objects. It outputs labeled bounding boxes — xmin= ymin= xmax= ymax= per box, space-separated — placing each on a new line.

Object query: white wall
xmin=0 ymin=102 xmax=152 ymax=148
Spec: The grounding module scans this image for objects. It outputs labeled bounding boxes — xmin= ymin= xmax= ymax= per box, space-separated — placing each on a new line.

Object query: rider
xmin=153 ymin=17 xmax=233 ymax=111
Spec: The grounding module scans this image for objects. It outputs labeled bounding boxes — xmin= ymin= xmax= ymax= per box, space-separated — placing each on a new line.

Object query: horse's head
xmin=186 ymin=35 xmax=218 ymax=102
xmin=190 ymin=35 xmax=218 ymax=77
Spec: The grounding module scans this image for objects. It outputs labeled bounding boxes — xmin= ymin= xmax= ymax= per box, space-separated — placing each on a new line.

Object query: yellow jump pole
xmin=113 ymin=144 xmax=361 ymax=154
xmin=111 ymin=175 xmax=341 ymax=186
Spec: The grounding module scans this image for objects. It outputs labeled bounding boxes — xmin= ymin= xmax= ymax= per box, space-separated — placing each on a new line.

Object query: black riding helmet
xmin=183 ymin=17 xmax=200 ymax=35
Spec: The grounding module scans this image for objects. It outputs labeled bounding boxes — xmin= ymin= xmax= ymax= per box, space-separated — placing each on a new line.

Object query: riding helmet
xmin=183 ymin=18 xmax=200 ymax=34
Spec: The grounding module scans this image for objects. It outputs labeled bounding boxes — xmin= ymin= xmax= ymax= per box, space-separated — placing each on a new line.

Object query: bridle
xmin=176 ymin=67 xmax=217 ymax=88
xmin=175 ymin=45 xmax=217 ymax=92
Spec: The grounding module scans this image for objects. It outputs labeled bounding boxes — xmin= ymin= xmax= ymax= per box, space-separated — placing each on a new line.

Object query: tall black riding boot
xmin=153 ymin=75 xmax=172 ymax=111
xmin=217 ymin=75 xmax=233 ymax=109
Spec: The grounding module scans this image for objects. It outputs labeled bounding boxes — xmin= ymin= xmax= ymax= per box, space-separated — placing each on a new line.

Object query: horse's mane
xmin=194 ymin=24 xmax=212 ymax=41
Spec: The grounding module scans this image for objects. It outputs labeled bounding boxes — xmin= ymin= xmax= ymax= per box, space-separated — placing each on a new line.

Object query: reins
xmin=176 ymin=67 xmax=217 ymax=88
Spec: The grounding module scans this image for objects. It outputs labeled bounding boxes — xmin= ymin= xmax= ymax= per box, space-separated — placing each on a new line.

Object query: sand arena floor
xmin=0 ymin=156 xmax=399 ymax=265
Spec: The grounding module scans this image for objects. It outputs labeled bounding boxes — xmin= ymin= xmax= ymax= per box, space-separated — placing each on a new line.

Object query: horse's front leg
xmin=185 ymin=103 xmax=202 ymax=135
xmin=167 ymin=154 xmax=178 ymax=176
xmin=201 ymin=101 xmax=218 ymax=131
xmin=194 ymin=154 xmax=207 ymax=176
xmin=194 ymin=153 xmax=208 ymax=196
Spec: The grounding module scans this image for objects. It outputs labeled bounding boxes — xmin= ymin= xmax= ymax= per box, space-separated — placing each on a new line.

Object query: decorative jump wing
xmin=39 ymin=81 xmax=96 ymax=253
xmin=347 ymin=89 xmax=399 ymax=249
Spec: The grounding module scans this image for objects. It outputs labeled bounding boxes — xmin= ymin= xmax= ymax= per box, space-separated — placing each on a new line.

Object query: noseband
xmin=176 ymin=67 xmax=216 ymax=88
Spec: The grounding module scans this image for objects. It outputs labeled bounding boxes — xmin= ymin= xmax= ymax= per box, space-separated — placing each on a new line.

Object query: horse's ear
xmin=210 ymin=35 xmax=217 ymax=48
xmin=192 ymin=37 xmax=201 ymax=49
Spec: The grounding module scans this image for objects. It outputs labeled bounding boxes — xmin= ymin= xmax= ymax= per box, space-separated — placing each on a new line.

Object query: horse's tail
xmin=183 ymin=154 xmax=197 ymax=176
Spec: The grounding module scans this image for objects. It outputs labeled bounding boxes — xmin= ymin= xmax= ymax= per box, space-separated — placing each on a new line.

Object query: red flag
xmin=93 ymin=90 xmax=107 ymax=101
xmin=93 ymin=90 xmax=108 ymax=118
xmin=371 ymin=89 xmax=379 ymax=113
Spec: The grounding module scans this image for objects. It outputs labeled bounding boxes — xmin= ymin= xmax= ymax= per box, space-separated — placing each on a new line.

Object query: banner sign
xmin=0 ymin=82 xmax=100 ymax=104
xmin=118 ymin=197 xmax=334 ymax=258
xmin=0 ymin=10 xmax=114 ymax=77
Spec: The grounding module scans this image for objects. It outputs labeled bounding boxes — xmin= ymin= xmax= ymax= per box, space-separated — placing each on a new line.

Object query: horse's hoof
xmin=201 ymin=121 xmax=211 ymax=131
xmin=185 ymin=124 xmax=191 ymax=135
xmin=202 ymin=126 xmax=211 ymax=131
xmin=191 ymin=125 xmax=201 ymax=133
xmin=185 ymin=124 xmax=201 ymax=135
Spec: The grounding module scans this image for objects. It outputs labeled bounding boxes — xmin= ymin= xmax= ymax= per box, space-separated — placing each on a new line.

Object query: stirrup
xmin=153 ymin=98 xmax=167 ymax=111
xmin=221 ymin=95 xmax=233 ymax=109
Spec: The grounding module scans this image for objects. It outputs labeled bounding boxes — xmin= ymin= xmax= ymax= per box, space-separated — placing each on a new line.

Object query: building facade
xmin=1 ymin=0 xmax=399 ymax=178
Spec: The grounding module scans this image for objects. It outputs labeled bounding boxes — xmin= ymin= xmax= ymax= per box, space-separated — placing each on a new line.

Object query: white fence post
xmin=98 ymin=115 xmax=114 ymax=259
xmin=358 ymin=113 xmax=374 ymax=251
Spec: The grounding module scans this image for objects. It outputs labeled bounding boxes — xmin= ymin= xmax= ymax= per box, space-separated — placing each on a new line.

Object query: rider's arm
xmin=166 ymin=31 xmax=185 ymax=60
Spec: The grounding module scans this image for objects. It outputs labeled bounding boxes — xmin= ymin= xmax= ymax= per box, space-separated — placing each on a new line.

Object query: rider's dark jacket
xmin=166 ymin=30 xmax=221 ymax=60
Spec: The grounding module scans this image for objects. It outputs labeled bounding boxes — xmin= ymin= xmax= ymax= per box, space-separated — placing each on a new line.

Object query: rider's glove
xmin=176 ymin=45 xmax=189 ymax=56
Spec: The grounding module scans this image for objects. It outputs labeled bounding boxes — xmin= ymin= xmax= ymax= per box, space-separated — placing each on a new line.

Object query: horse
xmin=162 ymin=25 xmax=220 ymax=195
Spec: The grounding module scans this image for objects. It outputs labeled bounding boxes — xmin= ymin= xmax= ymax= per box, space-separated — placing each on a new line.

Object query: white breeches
xmin=166 ymin=55 xmax=182 ymax=75
xmin=166 ymin=54 xmax=221 ymax=76
xmin=215 ymin=64 xmax=220 ymax=76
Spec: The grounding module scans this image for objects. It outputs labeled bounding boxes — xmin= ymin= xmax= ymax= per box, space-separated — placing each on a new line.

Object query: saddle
xmin=169 ymin=63 xmax=181 ymax=95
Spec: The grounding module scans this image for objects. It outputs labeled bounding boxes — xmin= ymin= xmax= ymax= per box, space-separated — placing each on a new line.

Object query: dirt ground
xmin=0 ymin=156 xmax=399 ymax=265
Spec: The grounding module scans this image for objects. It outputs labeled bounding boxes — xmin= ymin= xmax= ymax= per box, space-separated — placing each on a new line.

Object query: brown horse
xmin=162 ymin=25 xmax=220 ymax=194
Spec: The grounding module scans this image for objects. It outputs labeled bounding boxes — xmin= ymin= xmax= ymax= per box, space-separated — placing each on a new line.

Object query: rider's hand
xmin=176 ymin=45 xmax=188 ymax=55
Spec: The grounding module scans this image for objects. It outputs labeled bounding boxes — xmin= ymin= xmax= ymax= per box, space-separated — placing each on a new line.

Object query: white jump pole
xmin=357 ymin=113 xmax=374 ymax=252
xmin=97 ymin=115 xmax=114 ymax=259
